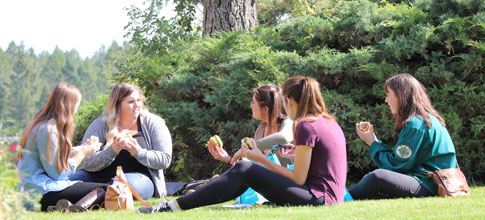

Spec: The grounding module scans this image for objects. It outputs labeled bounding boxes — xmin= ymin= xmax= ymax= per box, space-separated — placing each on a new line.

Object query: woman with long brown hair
xmin=350 ymin=73 xmax=458 ymax=199
xmin=68 ymin=83 xmax=172 ymax=200
xmin=208 ymin=84 xmax=293 ymax=167
xmin=17 ymin=83 xmax=108 ymax=211
xmin=136 ymin=76 xmax=347 ymax=213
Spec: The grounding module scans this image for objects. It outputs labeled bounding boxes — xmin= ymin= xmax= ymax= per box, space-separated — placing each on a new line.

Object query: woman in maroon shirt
xmin=136 ymin=76 xmax=347 ymax=213
xmin=279 ymin=76 xmax=347 ymax=205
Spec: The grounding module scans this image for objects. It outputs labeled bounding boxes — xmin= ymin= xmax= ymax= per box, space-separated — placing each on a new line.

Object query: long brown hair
xmin=385 ymin=73 xmax=445 ymax=132
xmin=253 ymin=84 xmax=287 ymax=133
xmin=105 ymin=83 xmax=146 ymax=131
xmin=282 ymin=76 xmax=334 ymax=133
xmin=18 ymin=83 xmax=81 ymax=173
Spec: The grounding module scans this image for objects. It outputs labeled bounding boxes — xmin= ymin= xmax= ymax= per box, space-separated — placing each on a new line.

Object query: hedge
xmin=75 ymin=0 xmax=485 ymax=184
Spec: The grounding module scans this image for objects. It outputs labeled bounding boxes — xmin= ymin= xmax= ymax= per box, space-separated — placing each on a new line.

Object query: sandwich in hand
xmin=88 ymin=135 xmax=99 ymax=145
xmin=358 ymin=121 xmax=371 ymax=133
xmin=123 ymin=130 xmax=137 ymax=142
xmin=105 ymin=129 xmax=137 ymax=146
xmin=208 ymin=135 xmax=223 ymax=149
xmin=241 ymin=137 xmax=255 ymax=150
xmin=74 ymin=135 xmax=100 ymax=154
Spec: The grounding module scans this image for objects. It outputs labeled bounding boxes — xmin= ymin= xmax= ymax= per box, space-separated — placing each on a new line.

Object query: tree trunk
xmin=203 ymin=0 xmax=258 ymax=35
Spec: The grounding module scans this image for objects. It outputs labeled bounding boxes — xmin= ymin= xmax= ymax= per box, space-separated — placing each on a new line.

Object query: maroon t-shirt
xmin=294 ymin=116 xmax=347 ymax=205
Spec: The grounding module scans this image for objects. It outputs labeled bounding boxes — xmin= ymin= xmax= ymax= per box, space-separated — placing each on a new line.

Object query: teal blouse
xmin=369 ymin=115 xmax=457 ymax=194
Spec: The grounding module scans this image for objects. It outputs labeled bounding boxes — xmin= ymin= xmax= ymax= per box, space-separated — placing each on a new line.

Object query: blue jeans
xmin=69 ymin=170 xmax=154 ymax=200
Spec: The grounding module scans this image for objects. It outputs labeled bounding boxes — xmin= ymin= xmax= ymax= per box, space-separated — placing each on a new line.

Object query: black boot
xmin=46 ymin=199 xmax=72 ymax=212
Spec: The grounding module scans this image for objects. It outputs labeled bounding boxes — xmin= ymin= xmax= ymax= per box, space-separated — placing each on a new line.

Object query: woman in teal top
xmin=17 ymin=83 xmax=108 ymax=211
xmin=350 ymin=73 xmax=457 ymax=199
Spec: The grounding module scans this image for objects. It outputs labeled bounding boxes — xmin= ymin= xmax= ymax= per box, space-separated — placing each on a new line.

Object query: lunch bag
xmin=104 ymin=166 xmax=151 ymax=210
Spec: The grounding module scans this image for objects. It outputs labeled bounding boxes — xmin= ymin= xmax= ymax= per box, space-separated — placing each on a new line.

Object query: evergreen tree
xmin=0 ymin=42 xmax=114 ymax=133
xmin=5 ymin=43 xmax=42 ymax=130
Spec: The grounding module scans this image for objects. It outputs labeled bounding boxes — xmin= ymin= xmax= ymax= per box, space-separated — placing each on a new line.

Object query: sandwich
xmin=105 ymin=129 xmax=137 ymax=146
xmin=241 ymin=137 xmax=254 ymax=150
xmin=75 ymin=135 xmax=100 ymax=153
xmin=359 ymin=121 xmax=371 ymax=133
xmin=208 ymin=135 xmax=223 ymax=149
xmin=123 ymin=130 xmax=137 ymax=142
xmin=88 ymin=135 xmax=99 ymax=145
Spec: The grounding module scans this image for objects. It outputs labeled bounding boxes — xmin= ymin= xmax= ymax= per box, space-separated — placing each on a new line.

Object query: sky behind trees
xmin=0 ymin=0 xmax=175 ymax=58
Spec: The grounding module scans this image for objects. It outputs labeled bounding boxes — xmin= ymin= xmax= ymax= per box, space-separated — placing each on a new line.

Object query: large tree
xmin=202 ymin=0 xmax=258 ymax=35
xmin=125 ymin=0 xmax=260 ymax=54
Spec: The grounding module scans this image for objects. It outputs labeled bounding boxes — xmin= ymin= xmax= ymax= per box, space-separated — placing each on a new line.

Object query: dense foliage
xmin=74 ymin=0 xmax=485 ymax=185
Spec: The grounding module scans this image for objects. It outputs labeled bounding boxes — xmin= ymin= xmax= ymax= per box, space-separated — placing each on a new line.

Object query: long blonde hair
xmin=18 ymin=83 xmax=81 ymax=173
xmin=282 ymin=76 xmax=334 ymax=133
xmin=385 ymin=73 xmax=445 ymax=132
xmin=105 ymin=83 xmax=146 ymax=132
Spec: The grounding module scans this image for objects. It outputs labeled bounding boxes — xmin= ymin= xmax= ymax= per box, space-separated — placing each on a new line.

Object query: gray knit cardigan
xmin=80 ymin=112 xmax=172 ymax=197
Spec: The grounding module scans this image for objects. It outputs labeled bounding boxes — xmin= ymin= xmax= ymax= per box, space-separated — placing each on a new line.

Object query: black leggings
xmin=40 ymin=182 xmax=109 ymax=211
xmin=349 ymin=169 xmax=432 ymax=200
xmin=176 ymin=161 xmax=324 ymax=210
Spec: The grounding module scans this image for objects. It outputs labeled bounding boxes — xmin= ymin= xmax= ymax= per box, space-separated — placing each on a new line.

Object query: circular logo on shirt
xmin=396 ymin=145 xmax=412 ymax=159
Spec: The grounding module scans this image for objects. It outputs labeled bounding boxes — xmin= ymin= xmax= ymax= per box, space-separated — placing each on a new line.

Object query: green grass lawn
xmin=24 ymin=187 xmax=485 ymax=220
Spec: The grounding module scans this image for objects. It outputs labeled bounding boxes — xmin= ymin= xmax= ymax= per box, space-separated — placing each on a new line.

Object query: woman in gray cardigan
xmin=69 ymin=83 xmax=172 ymax=199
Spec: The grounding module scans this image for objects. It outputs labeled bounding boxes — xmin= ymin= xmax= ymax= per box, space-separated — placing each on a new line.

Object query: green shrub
xmin=73 ymin=94 xmax=108 ymax=145
xmin=273 ymin=15 xmax=334 ymax=55
xmin=0 ymin=144 xmax=31 ymax=219
xmin=72 ymin=0 xmax=485 ymax=185
xmin=415 ymin=0 xmax=485 ymax=20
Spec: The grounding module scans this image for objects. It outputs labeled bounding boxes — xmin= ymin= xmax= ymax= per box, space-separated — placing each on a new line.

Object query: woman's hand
xmin=80 ymin=138 xmax=101 ymax=155
xmin=111 ymin=136 xmax=124 ymax=153
xmin=230 ymin=139 xmax=265 ymax=165
xmin=277 ymin=144 xmax=296 ymax=159
xmin=355 ymin=122 xmax=379 ymax=146
xmin=230 ymin=149 xmax=243 ymax=166
xmin=71 ymin=143 xmax=99 ymax=167
xmin=123 ymin=138 xmax=141 ymax=155
xmin=82 ymin=143 xmax=99 ymax=158
xmin=207 ymin=141 xmax=231 ymax=164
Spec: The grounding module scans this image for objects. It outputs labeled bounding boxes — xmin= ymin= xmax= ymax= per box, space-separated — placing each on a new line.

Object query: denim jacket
xmin=17 ymin=122 xmax=79 ymax=195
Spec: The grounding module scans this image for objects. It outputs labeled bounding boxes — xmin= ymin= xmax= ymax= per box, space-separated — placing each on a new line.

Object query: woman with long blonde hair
xmin=17 ymin=83 xmax=107 ymax=211
xmin=68 ymin=83 xmax=172 ymax=200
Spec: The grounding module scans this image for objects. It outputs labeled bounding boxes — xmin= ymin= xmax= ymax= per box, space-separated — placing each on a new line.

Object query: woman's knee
xmin=231 ymin=160 xmax=253 ymax=172
xmin=125 ymin=172 xmax=152 ymax=182
xmin=357 ymin=169 xmax=389 ymax=186
xmin=125 ymin=172 xmax=154 ymax=200
xmin=369 ymin=169 xmax=392 ymax=181
xmin=350 ymin=169 xmax=389 ymax=199
xmin=68 ymin=169 xmax=94 ymax=182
